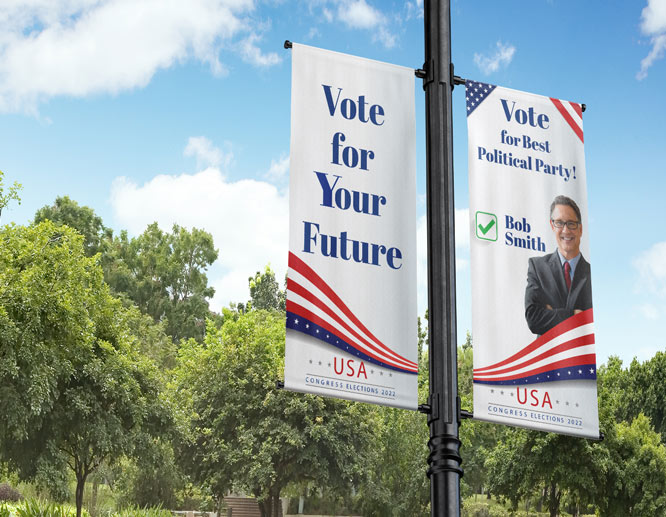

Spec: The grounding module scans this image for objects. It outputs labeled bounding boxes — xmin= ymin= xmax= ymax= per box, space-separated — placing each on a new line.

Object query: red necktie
xmin=564 ymin=261 xmax=571 ymax=291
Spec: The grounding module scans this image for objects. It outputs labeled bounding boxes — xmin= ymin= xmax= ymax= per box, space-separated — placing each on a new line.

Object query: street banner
xmin=284 ymin=43 xmax=417 ymax=409
xmin=466 ymin=80 xmax=599 ymax=438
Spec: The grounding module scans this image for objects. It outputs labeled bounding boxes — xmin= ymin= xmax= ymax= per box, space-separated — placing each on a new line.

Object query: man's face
xmin=550 ymin=204 xmax=582 ymax=260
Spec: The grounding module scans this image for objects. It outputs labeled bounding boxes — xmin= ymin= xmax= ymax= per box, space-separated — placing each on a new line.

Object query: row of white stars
xmin=294 ymin=318 xmax=339 ymax=344
xmin=486 ymin=367 xmax=597 ymax=384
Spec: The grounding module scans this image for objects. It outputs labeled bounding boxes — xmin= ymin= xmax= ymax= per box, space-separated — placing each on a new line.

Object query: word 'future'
xmin=302 ymin=84 xmax=402 ymax=270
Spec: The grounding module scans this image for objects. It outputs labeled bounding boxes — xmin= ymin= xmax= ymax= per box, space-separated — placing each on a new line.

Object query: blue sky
xmin=1 ymin=0 xmax=665 ymax=366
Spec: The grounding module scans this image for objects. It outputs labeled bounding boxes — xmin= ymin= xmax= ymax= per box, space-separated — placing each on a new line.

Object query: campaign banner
xmin=466 ymin=80 xmax=599 ymax=438
xmin=284 ymin=44 xmax=417 ymax=409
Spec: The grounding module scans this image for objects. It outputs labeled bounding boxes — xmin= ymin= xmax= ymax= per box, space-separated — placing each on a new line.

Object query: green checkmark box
xmin=476 ymin=211 xmax=498 ymax=241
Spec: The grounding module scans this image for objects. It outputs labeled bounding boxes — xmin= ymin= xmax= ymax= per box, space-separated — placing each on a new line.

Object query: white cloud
xmin=638 ymin=34 xmax=666 ymax=80
xmin=474 ymin=41 xmax=516 ymax=75
xmin=264 ymin=153 xmax=289 ymax=181
xmin=337 ymin=0 xmax=383 ymax=29
xmin=405 ymin=0 xmax=424 ymax=21
xmin=335 ymin=0 xmax=397 ymax=49
xmin=306 ymin=27 xmax=321 ymax=40
xmin=238 ymin=32 xmax=281 ymax=67
xmin=637 ymin=0 xmax=666 ymax=80
xmin=641 ymin=0 xmax=666 ymax=34
xmin=375 ymin=26 xmax=397 ymax=49
xmin=110 ymin=138 xmax=289 ymax=311
xmin=636 ymin=0 xmax=666 ymax=81
xmin=634 ymin=241 xmax=666 ymax=296
xmin=184 ymin=136 xmax=233 ymax=170
xmin=0 ymin=0 xmax=284 ymax=113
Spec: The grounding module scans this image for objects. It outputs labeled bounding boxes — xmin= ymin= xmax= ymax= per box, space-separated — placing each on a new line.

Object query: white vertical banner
xmin=467 ymin=80 xmax=599 ymax=438
xmin=284 ymin=43 xmax=417 ymax=409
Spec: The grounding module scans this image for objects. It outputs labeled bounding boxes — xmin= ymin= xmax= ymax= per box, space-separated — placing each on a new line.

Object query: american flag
xmin=466 ymin=79 xmax=497 ymax=116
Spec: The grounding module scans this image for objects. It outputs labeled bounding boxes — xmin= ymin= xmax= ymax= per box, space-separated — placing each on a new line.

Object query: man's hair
xmin=550 ymin=195 xmax=581 ymax=222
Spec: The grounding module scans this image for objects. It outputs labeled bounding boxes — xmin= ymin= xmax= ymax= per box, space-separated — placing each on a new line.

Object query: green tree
xmin=592 ymin=358 xmax=666 ymax=515
xmin=358 ymin=406 xmax=429 ymax=516
xmin=595 ymin=413 xmax=666 ymax=516
xmin=175 ymin=310 xmax=371 ymax=517
xmin=104 ymin=223 xmax=218 ymax=342
xmin=0 ymin=221 xmax=169 ymax=517
xmin=0 ymin=222 xmax=104 ymax=441
xmin=456 ymin=334 xmax=510 ymax=500
xmin=358 ymin=315 xmax=430 ymax=517
xmin=624 ymin=352 xmax=666 ymax=439
xmin=114 ymin=438 xmax=186 ymax=509
xmin=33 ymin=196 xmax=111 ymax=257
xmin=0 ymin=170 xmax=22 ymax=222
xmin=485 ymin=427 xmax=601 ymax=516
xmin=124 ymin=304 xmax=178 ymax=369
xmin=248 ymin=265 xmax=286 ymax=311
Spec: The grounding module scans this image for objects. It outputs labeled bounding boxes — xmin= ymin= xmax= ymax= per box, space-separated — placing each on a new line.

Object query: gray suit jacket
xmin=525 ymin=251 xmax=592 ymax=335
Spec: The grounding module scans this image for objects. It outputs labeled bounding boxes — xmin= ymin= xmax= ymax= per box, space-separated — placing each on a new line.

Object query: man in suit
xmin=525 ymin=195 xmax=592 ymax=335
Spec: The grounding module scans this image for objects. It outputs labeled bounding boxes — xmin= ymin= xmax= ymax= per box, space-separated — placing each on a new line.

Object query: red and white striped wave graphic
xmin=473 ymin=309 xmax=596 ymax=385
xmin=286 ymin=252 xmax=418 ymax=374
xmin=550 ymin=98 xmax=584 ymax=143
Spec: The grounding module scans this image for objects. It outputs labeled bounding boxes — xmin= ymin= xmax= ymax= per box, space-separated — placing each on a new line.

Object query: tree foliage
xmin=358 ymin=406 xmax=429 ymax=516
xmin=0 ymin=221 xmax=169 ymax=517
xmin=624 ymin=352 xmax=666 ymax=439
xmin=248 ymin=266 xmax=286 ymax=312
xmin=175 ymin=310 xmax=372 ymax=517
xmin=0 ymin=222 xmax=105 ymax=441
xmin=103 ymin=223 xmax=218 ymax=343
xmin=0 ymin=170 xmax=22 ymax=222
xmin=34 ymin=196 xmax=111 ymax=257
xmin=595 ymin=413 xmax=666 ymax=516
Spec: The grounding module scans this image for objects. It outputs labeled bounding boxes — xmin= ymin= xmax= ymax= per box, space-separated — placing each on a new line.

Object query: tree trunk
xmin=548 ymin=480 xmax=560 ymax=517
xmin=215 ymin=495 xmax=224 ymax=517
xmin=258 ymin=499 xmax=268 ymax=517
xmin=75 ymin=471 xmax=88 ymax=517
xmin=537 ymin=484 xmax=545 ymax=512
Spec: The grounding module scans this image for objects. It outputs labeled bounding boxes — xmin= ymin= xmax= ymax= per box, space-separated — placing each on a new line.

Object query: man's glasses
xmin=551 ymin=219 xmax=580 ymax=230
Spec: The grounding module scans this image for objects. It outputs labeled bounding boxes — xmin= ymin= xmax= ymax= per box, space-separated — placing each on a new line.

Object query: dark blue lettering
xmin=322 ymin=85 xmax=342 ymax=116
xmin=315 ymin=171 xmax=342 ymax=207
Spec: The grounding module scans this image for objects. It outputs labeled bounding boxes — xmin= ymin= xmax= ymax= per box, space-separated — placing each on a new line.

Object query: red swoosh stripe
xmin=288 ymin=278 xmax=415 ymax=370
xmin=288 ymin=252 xmax=417 ymax=370
xmin=475 ymin=354 xmax=597 ymax=383
xmin=550 ymin=97 xmax=584 ymax=143
xmin=474 ymin=334 xmax=594 ymax=379
xmin=287 ymin=300 xmax=417 ymax=373
xmin=474 ymin=309 xmax=593 ymax=374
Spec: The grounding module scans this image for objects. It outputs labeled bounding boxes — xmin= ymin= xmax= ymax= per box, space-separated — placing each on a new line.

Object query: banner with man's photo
xmin=466 ymin=81 xmax=599 ymax=438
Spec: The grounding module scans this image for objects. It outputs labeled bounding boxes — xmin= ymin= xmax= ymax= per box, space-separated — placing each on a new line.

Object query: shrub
xmin=114 ymin=507 xmax=172 ymax=517
xmin=0 ymin=483 xmax=23 ymax=502
xmin=13 ymin=499 xmax=86 ymax=517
